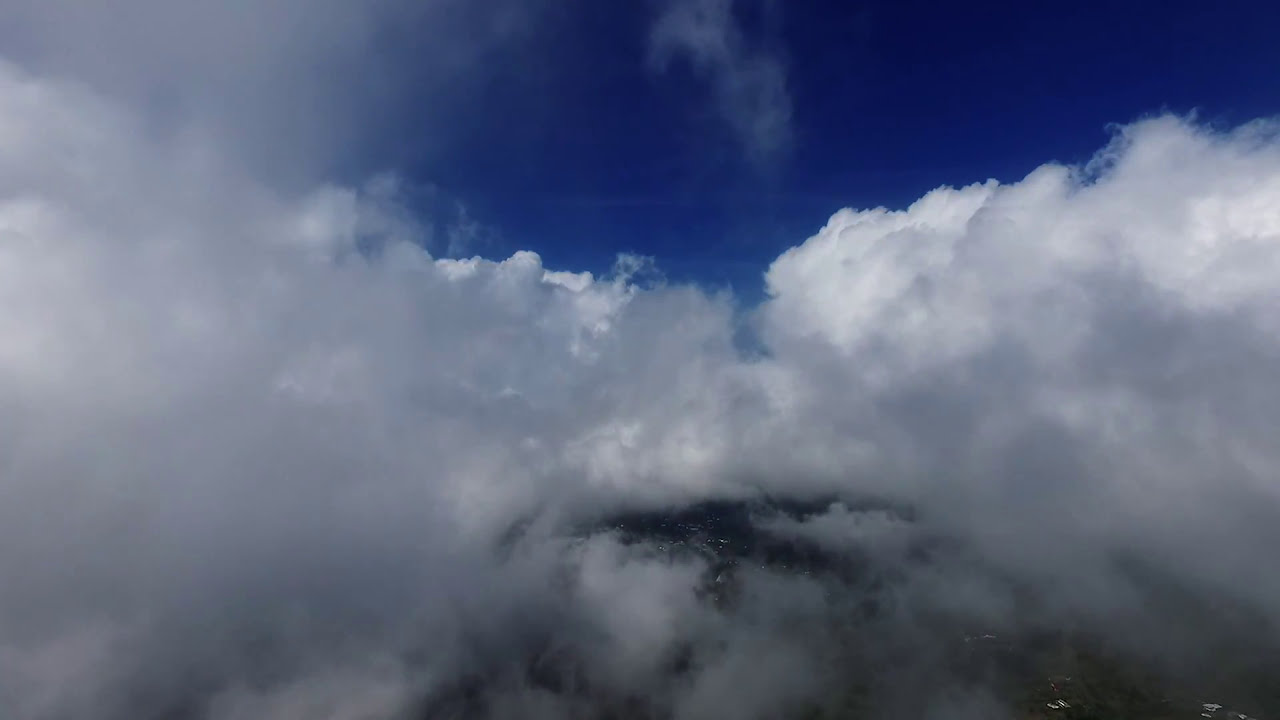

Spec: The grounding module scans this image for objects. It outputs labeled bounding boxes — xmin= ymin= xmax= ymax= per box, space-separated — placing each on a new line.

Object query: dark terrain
xmin=421 ymin=499 xmax=1279 ymax=720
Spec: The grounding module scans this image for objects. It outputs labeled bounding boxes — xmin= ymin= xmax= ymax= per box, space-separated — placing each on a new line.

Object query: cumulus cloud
xmin=649 ymin=0 xmax=792 ymax=166
xmin=762 ymin=116 xmax=1280 ymax=619
xmin=3 ymin=21 xmax=1280 ymax=717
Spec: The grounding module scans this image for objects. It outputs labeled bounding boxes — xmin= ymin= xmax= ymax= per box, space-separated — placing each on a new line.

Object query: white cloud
xmin=0 ymin=55 xmax=795 ymax=717
xmin=760 ymin=115 xmax=1280 ymax=622
xmin=649 ymin=0 xmax=792 ymax=165
xmin=761 ymin=503 xmax=911 ymax=556
xmin=0 ymin=0 xmax=541 ymax=181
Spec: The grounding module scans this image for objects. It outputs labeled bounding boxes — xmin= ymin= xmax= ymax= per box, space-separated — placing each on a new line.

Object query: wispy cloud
xmin=649 ymin=0 xmax=793 ymax=166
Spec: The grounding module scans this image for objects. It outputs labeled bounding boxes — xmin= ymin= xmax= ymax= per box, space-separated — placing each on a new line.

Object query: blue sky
xmin=366 ymin=0 xmax=1280 ymax=295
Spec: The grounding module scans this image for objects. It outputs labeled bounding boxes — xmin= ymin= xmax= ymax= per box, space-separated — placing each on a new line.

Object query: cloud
xmin=760 ymin=114 xmax=1280 ymax=627
xmin=0 ymin=57 xmax=783 ymax=718
xmin=649 ymin=0 xmax=793 ymax=166
xmin=0 ymin=0 xmax=541 ymax=183
xmin=3 ymin=28 xmax=1280 ymax=717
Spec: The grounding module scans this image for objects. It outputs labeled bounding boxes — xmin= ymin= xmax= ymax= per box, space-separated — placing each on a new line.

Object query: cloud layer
xmin=2 ymin=23 xmax=1280 ymax=719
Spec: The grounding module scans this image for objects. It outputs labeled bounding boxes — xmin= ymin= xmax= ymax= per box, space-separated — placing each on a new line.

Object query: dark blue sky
xmin=386 ymin=0 xmax=1279 ymax=295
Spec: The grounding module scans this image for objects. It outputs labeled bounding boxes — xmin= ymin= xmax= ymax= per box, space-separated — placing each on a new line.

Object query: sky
xmin=376 ymin=0 xmax=1280 ymax=290
xmin=2 ymin=2 xmax=1280 ymax=719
